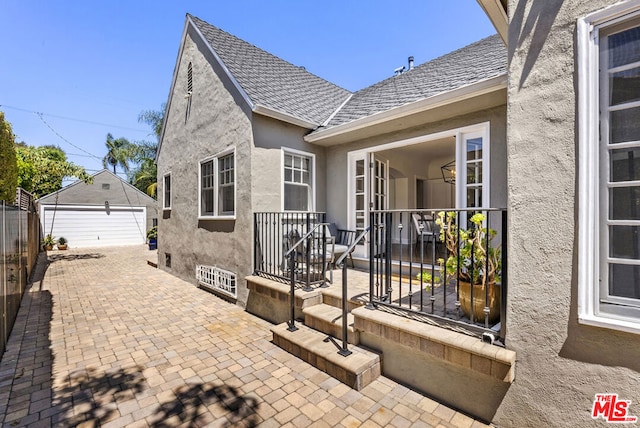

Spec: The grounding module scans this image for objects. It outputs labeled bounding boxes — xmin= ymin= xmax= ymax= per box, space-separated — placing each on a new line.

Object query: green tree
xmin=138 ymin=103 xmax=165 ymax=141
xmin=0 ymin=111 xmax=18 ymax=202
xmin=103 ymin=133 xmax=134 ymax=174
xmin=133 ymin=156 xmax=158 ymax=197
xmin=15 ymin=144 xmax=91 ymax=198
xmin=130 ymin=104 xmax=164 ymax=197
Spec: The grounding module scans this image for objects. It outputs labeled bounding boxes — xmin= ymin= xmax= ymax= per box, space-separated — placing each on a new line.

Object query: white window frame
xmin=456 ymin=127 xmax=491 ymax=211
xmin=345 ymin=122 xmax=490 ymax=258
xmin=163 ymin=172 xmax=171 ymax=210
xmin=198 ymin=147 xmax=236 ymax=220
xmin=578 ymin=0 xmax=640 ymax=334
xmin=281 ymin=148 xmax=316 ymax=212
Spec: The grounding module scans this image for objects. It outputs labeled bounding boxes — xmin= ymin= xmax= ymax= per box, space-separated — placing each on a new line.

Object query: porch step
xmin=321 ymin=283 xmax=369 ymax=312
xmin=246 ymin=275 xmax=323 ymax=324
xmin=271 ymin=322 xmax=381 ymax=391
xmin=303 ymin=304 xmax=359 ymax=345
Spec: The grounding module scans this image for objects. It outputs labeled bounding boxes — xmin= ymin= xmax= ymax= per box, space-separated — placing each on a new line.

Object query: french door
xmin=350 ymin=153 xmax=388 ymax=257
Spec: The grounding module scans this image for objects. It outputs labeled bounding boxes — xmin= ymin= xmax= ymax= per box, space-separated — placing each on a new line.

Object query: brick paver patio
xmin=0 ymin=246 xmax=490 ymax=427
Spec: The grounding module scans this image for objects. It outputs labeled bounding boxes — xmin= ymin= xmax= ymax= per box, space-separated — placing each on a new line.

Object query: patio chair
xmin=412 ymin=213 xmax=439 ymax=252
xmin=282 ymin=227 xmax=335 ymax=284
xmin=281 ymin=229 xmax=304 ymax=275
xmin=328 ymin=224 xmax=356 ymax=268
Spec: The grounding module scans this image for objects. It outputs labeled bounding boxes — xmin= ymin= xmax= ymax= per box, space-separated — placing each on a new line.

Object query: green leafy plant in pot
xmin=430 ymin=211 xmax=502 ymax=323
xmin=42 ymin=234 xmax=56 ymax=251
xmin=57 ymin=237 xmax=68 ymax=250
xmin=147 ymin=226 xmax=157 ymax=250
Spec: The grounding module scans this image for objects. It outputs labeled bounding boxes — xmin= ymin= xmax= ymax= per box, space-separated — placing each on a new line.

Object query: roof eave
xmin=476 ymin=0 xmax=508 ymax=44
xmin=253 ymin=104 xmax=318 ymax=129
xmin=304 ymin=74 xmax=507 ymax=144
xmin=157 ymin=15 xmax=255 ymax=161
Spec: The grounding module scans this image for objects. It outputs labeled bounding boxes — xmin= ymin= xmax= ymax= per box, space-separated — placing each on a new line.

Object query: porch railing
xmin=253 ymin=212 xmax=329 ymax=289
xmin=368 ymin=208 xmax=508 ymax=342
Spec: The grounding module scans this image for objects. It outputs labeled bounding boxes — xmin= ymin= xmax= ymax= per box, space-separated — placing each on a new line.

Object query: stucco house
xmin=38 ymin=169 xmax=158 ymax=248
xmin=157 ymin=11 xmax=511 ymax=421
xmin=156 ymin=1 xmax=640 ymax=425
xmin=479 ymin=0 xmax=640 ymax=426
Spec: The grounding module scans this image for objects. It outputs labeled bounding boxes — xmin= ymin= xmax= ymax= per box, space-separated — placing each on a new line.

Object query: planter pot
xmin=458 ymin=280 xmax=501 ymax=324
xmin=148 ymin=238 xmax=157 ymax=250
xmin=57 ymin=244 xmax=68 ymax=250
xmin=44 ymin=244 xmax=53 ymax=251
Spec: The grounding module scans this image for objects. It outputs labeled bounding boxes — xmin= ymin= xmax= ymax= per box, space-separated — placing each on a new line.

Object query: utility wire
xmin=0 ymin=104 xmax=148 ymax=133
xmin=36 ymin=112 xmax=103 ymax=160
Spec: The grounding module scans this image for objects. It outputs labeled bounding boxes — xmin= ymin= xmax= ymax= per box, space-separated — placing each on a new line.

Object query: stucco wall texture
xmin=499 ymin=1 xmax=640 ymax=426
xmin=157 ymin=29 xmax=327 ymax=306
xmin=157 ymin=29 xmax=254 ymax=306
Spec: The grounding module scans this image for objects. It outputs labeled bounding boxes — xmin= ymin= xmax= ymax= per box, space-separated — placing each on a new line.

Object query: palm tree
xmin=133 ymin=156 xmax=158 ymax=197
xmin=130 ymin=105 xmax=164 ymax=198
xmin=138 ymin=104 xmax=165 ymax=141
xmin=102 ymin=133 xmax=134 ymax=174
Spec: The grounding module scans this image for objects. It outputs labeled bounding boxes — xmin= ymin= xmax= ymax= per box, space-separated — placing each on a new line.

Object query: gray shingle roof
xmin=320 ymin=34 xmax=506 ymax=129
xmin=190 ymin=15 xmax=352 ymax=126
xmin=189 ymin=15 xmax=505 ymax=133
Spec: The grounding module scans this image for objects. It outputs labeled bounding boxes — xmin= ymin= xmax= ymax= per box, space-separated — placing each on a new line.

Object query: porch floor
xmin=327 ymin=266 xmax=499 ymax=333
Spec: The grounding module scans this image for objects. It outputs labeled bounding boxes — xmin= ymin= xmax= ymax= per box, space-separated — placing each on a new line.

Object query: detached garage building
xmin=38 ymin=170 xmax=159 ymax=248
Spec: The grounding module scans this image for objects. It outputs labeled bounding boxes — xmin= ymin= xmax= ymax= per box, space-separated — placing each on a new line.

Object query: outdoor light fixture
xmin=441 ymin=159 xmax=456 ymax=184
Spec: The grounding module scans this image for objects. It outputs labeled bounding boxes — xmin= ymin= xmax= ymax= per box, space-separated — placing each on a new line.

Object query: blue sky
xmin=0 ymin=1 xmax=496 ymax=180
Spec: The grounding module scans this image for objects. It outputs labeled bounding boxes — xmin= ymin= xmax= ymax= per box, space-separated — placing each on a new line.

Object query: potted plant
xmin=57 ymin=237 xmax=68 ymax=250
xmin=147 ymin=226 xmax=157 ymax=250
xmin=423 ymin=211 xmax=502 ymax=323
xmin=42 ymin=234 xmax=56 ymax=251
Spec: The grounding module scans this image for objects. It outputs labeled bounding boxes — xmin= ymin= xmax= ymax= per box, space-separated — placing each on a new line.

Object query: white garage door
xmin=41 ymin=205 xmax=147 ymax=248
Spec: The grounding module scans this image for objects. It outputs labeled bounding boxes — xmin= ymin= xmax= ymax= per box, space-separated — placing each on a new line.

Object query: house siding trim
xmin=305 ymin=75 xmax=506 ymax=145
xmin=254 ymin=105 xmax=318 ymax=129
xmin=197 ymin=146 xmax=237 ymax=220
xmin=577 ymin=0 xmax=640 ymax=334
xmin=157 ymin=16 xmax=254 ymax=162
xmin=187 ymin=16 xmax=254 ymax=111
xmin=281 ymin=147 xmax=317 ymax=212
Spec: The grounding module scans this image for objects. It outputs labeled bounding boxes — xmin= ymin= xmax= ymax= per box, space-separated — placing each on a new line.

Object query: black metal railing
xmin=254 ymin=212 xmax=329 ymax=289
xmin=368 ymin=208 xmax=508 ymax=342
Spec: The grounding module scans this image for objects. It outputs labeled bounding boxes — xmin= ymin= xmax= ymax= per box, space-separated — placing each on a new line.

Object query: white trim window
xmin=282 ymin=149 xmax=315 ymax=211
xmin=199 ymin=148 xmax=235 ymax=219
xmin=578 ymin=1 xmax=640 ymax=333
xmin=163 ymin=172 xmax=171 ymax=210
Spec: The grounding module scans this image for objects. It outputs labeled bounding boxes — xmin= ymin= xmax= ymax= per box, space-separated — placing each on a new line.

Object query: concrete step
xmin=271 ymin=322 xmax=381 ymax=391
xmin=303 ymin=304 xmax=359 ymax=345
xmin=321 ymin=284 xmax=369 ymax=312
xmin=246 ymin=275 xmax=322 ymax=324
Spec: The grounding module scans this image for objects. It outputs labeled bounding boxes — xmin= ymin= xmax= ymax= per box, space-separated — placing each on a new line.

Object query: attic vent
xmin=102 ymin=183 xmax=110 ymax=190
xmin=187 ymin=62 xmax=193 ymax=94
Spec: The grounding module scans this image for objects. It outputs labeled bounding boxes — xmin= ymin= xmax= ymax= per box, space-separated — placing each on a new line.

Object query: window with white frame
xmin=163 ymin=173 xmax=171 ymax=210
xmin=579 ymin=2 xmax=640 ymax=333
xmin=199 ymin=149 xmax=235 ymax=218
xmin=283 ymin=150 xmax=314 ymax=211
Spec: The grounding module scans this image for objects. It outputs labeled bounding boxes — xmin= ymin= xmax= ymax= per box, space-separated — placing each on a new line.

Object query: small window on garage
xmin=102 ymin=183 xmax=110 ymax=190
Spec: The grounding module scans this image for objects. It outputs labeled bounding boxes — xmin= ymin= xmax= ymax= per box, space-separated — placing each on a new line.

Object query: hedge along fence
xmin=1 ymin=200 xmax=40 ymax=358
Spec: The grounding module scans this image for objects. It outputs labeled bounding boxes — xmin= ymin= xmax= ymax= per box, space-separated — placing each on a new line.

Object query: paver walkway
xmin=0 ymin=246 xmax=490 ymax=427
